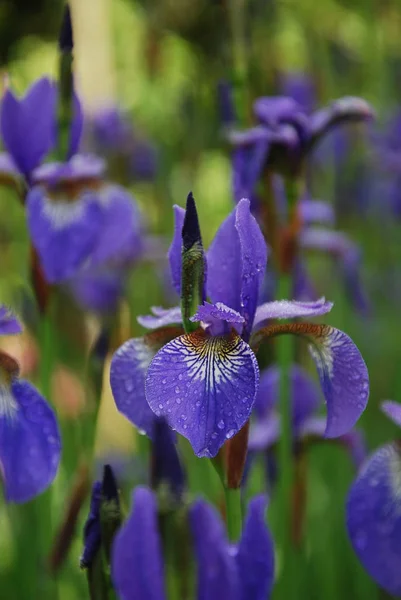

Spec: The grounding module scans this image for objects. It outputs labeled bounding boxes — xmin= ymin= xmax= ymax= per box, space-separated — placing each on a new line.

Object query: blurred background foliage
xmin=1 ymin=0 xmax=401 ymax=598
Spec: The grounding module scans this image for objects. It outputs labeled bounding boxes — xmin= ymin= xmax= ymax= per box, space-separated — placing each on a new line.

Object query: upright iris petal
xmin=0 ymin=354 xmax=61 ymax=503
xmin=146 ymin=318 xmax=259 ymax=458
xmin=347 ymin=443 xmax=401 ymax=596
xmin=112 ymin=486 xmax=166 ymax=600
xmin=208 ymin=198 xmax=267 ymax=340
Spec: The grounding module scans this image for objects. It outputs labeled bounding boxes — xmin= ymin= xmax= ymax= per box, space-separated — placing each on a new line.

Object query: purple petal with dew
xmin=309 ymin=96 xmax=374 ymax=148
xmin=110 ymin=337 xmax=158 ymax=438
xmin=0 ymin=379 xmax=61 ymax=503
xmin=90 ymin=185 xmax=141 ymax=268
xmin=27 ymin=186 xmax=103 ymax=283
xmin=191 ymin=301 xmax=244 ymax=336
xmin=137 ymin=306 xmax=182 ymax=330
xmin=0 ymin=306 xmax=22 ymax=335
xmin=252 ymin=323 xmax=369 ymax=438
xmin=299 ymin=416 xmax=367 ymax=469
xmin=0 ymin=77 xmax=56 ymax=176
xmin=253 ymin=364 xmax=321 ymax=429
xmin=235 ymin=199 xmax=268 ymax=340
xmin=168 ymin=205 xmax=185 ymax=295
xmin=381 ymin=400 xmax=401 ymax=429
xmin=236 ymin=495 xmax=275 ymax=600
xmin=248 ymin=414 xmax=280 ymax=452
xmin=253 ymin=96 xmax=303 ymax=125
xmin=253 ymin=297 xmax=333 ymax=332
xmin=146 ymin=330 xmax=259 ymax=458
xmin=112 ymin=486 xmax=166 ymax=600
xmin=190 ymin=500 xmax=239 ymax=600
xmin=346 ymin=443 xmax=401 ymax=596
xmin=299 ymin=199 xmax=335 ymax=226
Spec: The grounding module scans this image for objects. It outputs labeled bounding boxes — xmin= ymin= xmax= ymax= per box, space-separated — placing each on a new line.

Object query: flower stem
xmin=224 ymin=486 xmax=242 ymax=543
xmin=227 ymin=0 xmax=248 ymax=123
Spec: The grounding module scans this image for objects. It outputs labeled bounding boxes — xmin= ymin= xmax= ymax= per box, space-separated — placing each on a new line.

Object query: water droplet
xmin=183 ymin=424 xmax=188 ymax=430
xmin=226 ymin=429 xmax=236 ymax=439
xmin=158 ymin=403 xmax=163 ymax=410
xmin=137 ymin=428 xmax=146 ymax=436
xmin=178 ymin=374 xmax=183 ymax=381
xmin=175 ymin=386 xmax=180 ymax=394
xmin=217 ymin=420 xmax=225 ymax=429
xmin=211 ymin=432 xmax=218 ymax=439
xmin=162 ymin=378 xmax=167 ymax=384
xmin=196 ymin=400 xmax=201 ymax=407
xmin=124 ymin=379 xmax=134 ymax=393
xmin=176 ymin=398 xmax=182 ymax=405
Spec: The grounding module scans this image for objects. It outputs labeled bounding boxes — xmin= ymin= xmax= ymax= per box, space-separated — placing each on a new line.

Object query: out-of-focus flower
xmin=0 ymin=306 xmax=61 ymax=503
xmin=0 ymin=329 xmax=39 ymax=377
xmin=51 ymin=365 xmax=86 ymax=418
xmin=111 ymin=486 xmax=275 ymax=600
xmin=0 ymin=77 xmax=83 ymax=179
xmin=26 ymin=154 xmax=143 ymax=286
xmin=111 ymin=194 xmax=369 ymax=459
xmin=248 ymin=364 xmax=367 ymax=471
xmin=346 ymin=399 xmax=401 ymax=596
xmin=89 ymin=108 xmax=157 ymax=182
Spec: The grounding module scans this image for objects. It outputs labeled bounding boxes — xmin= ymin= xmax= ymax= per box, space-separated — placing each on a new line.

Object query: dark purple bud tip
xmin=101 ymin=464 xmax=119 ymax=504
xmin=58 ymin=4 xmax=74 ymax=52
xmin=182 ymin=192 xmax=202 ymax=251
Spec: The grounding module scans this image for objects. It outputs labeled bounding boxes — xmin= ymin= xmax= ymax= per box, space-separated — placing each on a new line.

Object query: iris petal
xmin=190 ymin=500 xmax=239 ymax=600
xmin=27 ymin=186 xmax=103 ymax=283
xmin=146 ymin=329 xmax=259 ymax=457
xmin=236 ymin=495 xmax=275 ymax=600
xmin=137 ymin=306 xmax=182 ymax=330
xmin=167 ymin=205 xmax=185 ymax=295
xmin=0 ymin=306 xmax=22 ymax=335
xmin=112 ymin=486 xmax=166 ymax=600
xmin=0 ymin=380 xmax=61 ymax=503
xmin=110 ymin=337 xmax=158 ymax=438
xmin=252 ymin=323 xmax=369 ymax=438
xmin=253 ymin=297 xmax=332 ymax=331
xmin=381 ymin=400 xmax=401 ymax=428
xmin=347 ymin=443 xmax=401 ymax=596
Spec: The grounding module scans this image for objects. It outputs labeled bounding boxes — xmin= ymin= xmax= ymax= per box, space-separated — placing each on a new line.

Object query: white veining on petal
xmin=0 ymin=384 xmax=18 ymax=420
xmin=42 ymin=196 xmax=85 ymax=230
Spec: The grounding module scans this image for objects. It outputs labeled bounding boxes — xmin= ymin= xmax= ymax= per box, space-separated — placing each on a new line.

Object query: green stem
xmin=224 ymin=487 xmax=242 ymax=543
xmin=276 ymin=273 xmax=295 ymax=590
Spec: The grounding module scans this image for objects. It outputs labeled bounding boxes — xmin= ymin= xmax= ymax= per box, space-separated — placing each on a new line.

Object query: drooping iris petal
xmin=112 ymin=486 xmax=166 ymax=600
xmin=253 ymin=96 xmax=304 ymax=126
xmin=191 ymin=302 xmax=244 ymax=336
xmin=168 ymin=205 xmax=185 ymax=295
xmin=381 ymin=400 xmax=401 ymax=428
xmin=110 ymin=337 xmax=158 ymax=438
xmin=190 ymin=500 xmax=239 ymax=600
xmin=0 ymin=78 xmax=56 ymax=177
xmin=253 ymin=297 xmax=333 ymax=332
xmin=252 ymin=323 xmax=369 ymax=438
xmin=0 ymin=379 xmax=61 ymax=503
xmin=309 ymin=97 xmax=374 ymax=150
xmin=346 ymin=443 xmax=401 ymax=596
xmin=236 ymin=495 xmax=275 ymax=600
xmin=208 ymin=198 xmax=267 ymax=340
xmin=137 ymin=306 xmax=182 ymax=330
xmin=90 ymin=185 xmax=141 ymax=267
xmin=27 ymin=186 xmax=103 ymax=283
xmin=0 ymin=306 xmax=22 ymax=335
xmin=248 ymin=414 xmax=280 ymax=452
xmin=146 ymin=329 xmax=259 ymax=458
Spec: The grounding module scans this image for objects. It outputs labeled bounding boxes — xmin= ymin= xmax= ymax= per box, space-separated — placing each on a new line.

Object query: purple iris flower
xmin=112 ymin=486 xmax=275 ymax=600
xmin=346 ymin=399 xmax=401 ymax=596
xmin=248 ymin=364 xmax=367 ymax=469
xmin=111 ymin=196 xmax=369 ymax=458
xmin=89 ymin=108 xmax=157 ymax=181
xmin=0 ymin=306 xmax=61 ymax=503
xmin=0 ymin=77 xmax=83 ymax=179
xmin=229 ymin=93 xmax=373 ymax=201
xmin=26 ymin=154 xmax=143 ymax=285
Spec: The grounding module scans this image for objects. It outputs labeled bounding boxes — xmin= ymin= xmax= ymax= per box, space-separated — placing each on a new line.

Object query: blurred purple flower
xmin=26 ymin=154 xmax=143 ymax=287
xmin=112 ymin=486 xmax=275 ymax=600
xmin=346 ymin=399 xmax=401 ymax=596
xmin=0 ymin=308 xmax=61 ymax=503
xmin=90 ymin=108 xmax=157 ymax=181
xmin=0 ymin=77 xmax=82 ymax=179
xmin=111 ymin=195 xmax=368 ymax=459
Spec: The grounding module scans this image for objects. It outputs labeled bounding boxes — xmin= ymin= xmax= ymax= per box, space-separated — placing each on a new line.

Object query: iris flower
xmin=111 ymin=194 xmax=369 ymax=458
xmin=112 ymin=486 xmax=275 ymax=600
xmin=0 ymin=77 xmax=82 ymax=180
xmin=26 ymin=154 xmax=143 ymax=285
xmin=346 ymin=399 xmax=401 ymax=596
xmin=0 ymin=306 xmax=61 ymax=502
